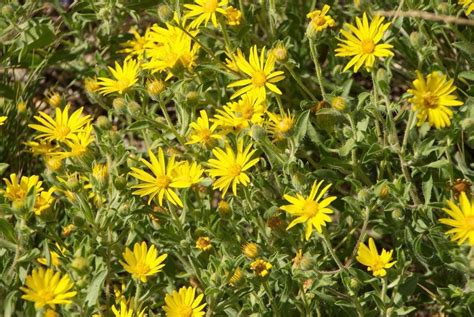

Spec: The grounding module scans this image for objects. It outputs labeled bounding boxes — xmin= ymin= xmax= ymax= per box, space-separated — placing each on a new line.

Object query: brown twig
xmin=375 ymin=10 xmax=474 ymax=27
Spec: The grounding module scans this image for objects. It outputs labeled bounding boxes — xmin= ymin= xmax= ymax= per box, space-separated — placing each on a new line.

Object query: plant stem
xmin=380 ymin=277 xmax=388 ymax=317
xmin=159 ymin=102 xmax=186 ymax=145
xmin=134 ymin=281 xmax=142 ymax=311
xmin=321 ymin=232 xmax=345 ymax=271
xmin=309 ymin=39 xmax=327 ymax=101
xmin=283 ymin=64 xmax=317 ymax=101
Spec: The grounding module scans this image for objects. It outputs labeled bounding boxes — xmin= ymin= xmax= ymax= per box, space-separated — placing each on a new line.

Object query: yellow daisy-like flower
xmin=112 ymin=299 xmax=146 ymax=317
xmin=242 ymin=242 xmax=258 ymax=259
xmin=29 ymin=104 xmax=91 ymax=143
xmin=3 ymin=173 xmax=43 ymax=209
xmin=130 ymin=148 xmax=186 ymax=207
xmin=0 ymin=116 xmax=7 ymax=126
xmin=84 ymin=77 xmax=100 ymax=93
xmin=187 ymin=110 xmax=221 ymax=146
xmin=407 ymin=71 xmax=463 ymax=129
xmin=266 ymin=110 xmax=295 ymax=141
xmin=163 ymin=286 xmax=206 ymax=317
xmin=225 ymin=6 xmax=242 ymax=26
xmin=196 ymin=236 xmax=212 ymax=251
xmin=356 ymin=238 xmax=396 ymax=277
xmin=98 ymin=59 xmax=139 ymax=95
xmin=459 ymin=0 xmax=474 ymax=15
xmin=33 ymin=187 xmax=56 ymax=216
xmin=212 ymin=92 xmax=266 ymax=131
xmin=335 ymin=13 xmax=393 ymax=72
xmin=306 ymin=5 xmax=335 ymax=34
xmin=439 ymin=191 xmax=474 ymax=245
xmin=45 ymin=91 xmax=62 ymax=108
xmin=228 ymin=45 xmax=285 ymax=100
xmin=119 ymin=241 xmax=168 ymax=283
xmin=171 ymin=161 xmax=204 ymax=187
xmin=143 ymin=22 xmax=200 ymax=80
xmin=20 ymin=268 xmax=77 ymax=309
xmin=228 ymin=267 xmax=242 ymax=286
xmin=184 ymin=0 xmax=228 ymax=29
xmin=281 ymin=180 xmax=336 ymax=240
xmin=250 ymin=259 xmax=272 ymax=277
xmin=207 ymin=139 xmax=260 ymax=196
xmin=120 ymin=29 xmax=149 ymax=60
xmin=50 ymin=124 xmax=94 ymax=159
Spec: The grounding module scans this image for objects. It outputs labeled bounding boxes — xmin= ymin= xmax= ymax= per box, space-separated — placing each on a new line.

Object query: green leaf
xmin=459 ymin=71 xmax=474 ymax=81
xmin=0 ymin=84 xmax=15 ymax=100
xmin=425 ymin=159 xmax=449 ymax=169
xmin=339 ymin=138 xmax=355 ymax=157
xmin=293 ymin=110 xmax=310 ymax=145
xmin=85 ymin=270 xmax=108 ymax=307
xmin=453 ymin=42 xmax=474 ymax=57
xmin=0 ymin=163 xmax=9 ymax=175
xmin=422 ymin=175 xmax=433 ymax=205
xmin=0 ymin=219 xmax=17 ymax=243
xmin=398 ymin=275 xmax=418 ymax=296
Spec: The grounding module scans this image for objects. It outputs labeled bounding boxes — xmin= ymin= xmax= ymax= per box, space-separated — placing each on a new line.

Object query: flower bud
xmin=147 ymin=79 xmax=165 ymax=100
xmin=114 ymin=175 xmax=128 ymax=190
xmin=127 ymin=101 xmax=141 ymax=116
xmin=331 ymin=96 xmax=346 ymax=111
xmin=378 ymin=184 xmax=389 ymax=199
xmin=409 ymin=32 xmax=425 ymax=49
xmin=113 ymin=98 xmax=127 ymax=113
xmin=17 ymin=101 xmax=27 ymax=113
xmin=271 ymin=42 xmax=288 ymax=63
xmin=158 ymin=4 xmax=173 ymax=23
xmin=1 ymin=5 xmax=14 ymax=17
xmin=186 ymin=91 xmax=200 ymax=104
xmin=96 ymin=115 xmax=111 ymax=130
xmin=71 ymin=256 xmax=88 ymax=271
xmin=250 ymin=124 xmax=266 ymax=141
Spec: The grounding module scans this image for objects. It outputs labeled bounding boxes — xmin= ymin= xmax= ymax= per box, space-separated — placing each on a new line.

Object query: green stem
xmin=283 ymin=64 xmax=317 ymax=101
xmin=309 ymin=39 xmax=327 ymax=101
xmin=134 ymin=282 xmax=142 ymax=311
xmin=159 ymin=102 xmax=186 ymax=145
xmin=401 ymin=110 xmax=415 ymax=156
xmin=263 ymin=281 xmax=279 ymax=316
xmin=219 ymin=19 xmax=233 ymax=52
xmin=321 ymin=232 xmax=345 ymax=271
xmin=380 ymin=277 xmax=388 ymax=317
xmin=370 ymin=69 xmax=384 ymax=146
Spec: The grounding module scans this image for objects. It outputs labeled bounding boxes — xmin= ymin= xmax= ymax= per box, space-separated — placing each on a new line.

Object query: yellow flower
xmin=228 ymin=267 xmax=242 ymax=286
xmin=224 ymin=51 xmax=240 ymax=72
xmin=33 ymin=187 xmax=56 ymax=215
xmin=196 ymin=236 xmax=212 ymax=251
xmin=163 ymin=286 xmax=206 ymax=317
xmin=38 ymin=250 xmax=61 ymax=267
xmin=120 ymin=241 xmax=168 ymax=283
xmin=184 ymin=0 xmax=228 ymax=29
xmin=250 ymin=259 xmax=272 ymax=277
xmin=171 ymin=161 xmax=204 ymax=187
xmin=225 ymin=6 xmax=242 ymax=26
xmin=212 ymin=92 xmax=266 ymax=131
xmin=459 ymin=0 xmax=474 ymax=15
xmin=45 ymin=91 xmax=62 ymax=108
xmin=335 ymin=13 xmax=393 ymax=72
xmin=61 ymin=224 xmax=76 ymax=237
xmin=3 ymin=173 xmax=43 ymax=209
xmin=112 ymin=298 xmax=146 ymax=317
xmin=44 ymin=309 xmax=59 ymax=317
xmin=187 ymin=110 xmax=221 ymax=146
xmin=98 ymin=59 xmax=139 ymax=95
xmin=92 ymin=162 xmax=109 ymax=184
xmin=281 ymin=180 xmax=336 ymax=240
xmin=45 ymin=156 xmax=63 ymax=171
xmin=29 ymin=104 xmax=92 ymax=143
xmin=266 ymin=110 xmax=295 ymax=141
xmin=207 ymin=139 xmax=260 ymax=196
xmin=25 ymin=141 xmax=55 ymax=156
xmin=0 ymin=116 xmax=7 ymax=126
xmin=356 ymin=238 xmax=396 ymax=277
xmin=439 ymin=191 xmax=474 ymax=245
xmin=143 ymin=22 xmax=200 ymax=80
xmin=120 ymin=28 xmax=149 ymax=60
xmin=306 ymin=5 xmax=335 ymax=34
xmin=20 ymin=268 xmax=76 ymax=309
xmin=84 ymin=77 xmax=100 ymax=93
xmin=407 ymin=71 xmax=463 ymax=129
xmin=146 ymin=78 xmax=166 ymax=99
xmin=130 ymin=148 xmax=190 ymax=207
xmin=228 ymin=46 xmax=285 ymax=100
xmin=48 ymin=124 xmax=94 ymax=159
xmin=242 ymin=242 xmax=258 ymax=259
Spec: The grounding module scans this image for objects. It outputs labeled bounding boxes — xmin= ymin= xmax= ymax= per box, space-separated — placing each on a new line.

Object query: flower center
xmin=197 ymin=128 xmax=211 ymax=141
xmin=313 ymin=16 xmax=326 ymax=27
xmin=278 ymin=118 xmax=292 ymax=133
xmin=421 ymin=92 xmax=438 ymax=109
xmin=38 ymin=289 xmax=55 ymax=303
xmin=133 ymin=262 xmax=150 ymax=277
xmin=176 ymin=306 xmax=194 ymax=317
xmin=303 ymin=200 xmax=319 ymax=218
xmin=56 ymin=125 xmax=71 ymax=139
xmin=371 ymin=259 xmax=385 ymax=272
xmin=361 ymin=39 xmax=375 ymax=54
xmin=252 ymin=71 xmax=267 ymax=87
xmin=228 ymin=163 xmax=242 ymax=178
xmin=156 ymin=175 xmax=171 ymax=189
xmin=203 ymin=0 xmax=218 ymax=12
xmin=116 ymin=79 xmax=131 ymax=93
xmin=465 ymin=216 xmax=474 ymax=230
xmin=239 ymin=103 xmax=254 ymax=119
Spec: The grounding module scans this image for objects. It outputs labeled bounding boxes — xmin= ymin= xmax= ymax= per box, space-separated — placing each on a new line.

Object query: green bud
xmin=1 ymin=5 xmax=14 ymax=17
xmin=71 ymin=256 xmax=88 ymax=271
xmin=96 ymin=115 xmax=111 ymax=130
xmin=186 ymin=91 xmax=200 ymax=104
xmin=127 ymin=101 xmax=141 ymax=116
xmin=113 ymin=98 xmax=126 ymax=113
xmin=409 ymin=32 xmax=425 ymax=49
xmin=114 ymin=175 xmax=127 ymax=190
xmin=391 ymin=208 xmax=403 ymax=220
xmin=157 ymin=4 xmax=173 ymax=23
xmin=250 ymin=124 xmax=266 ymax=141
